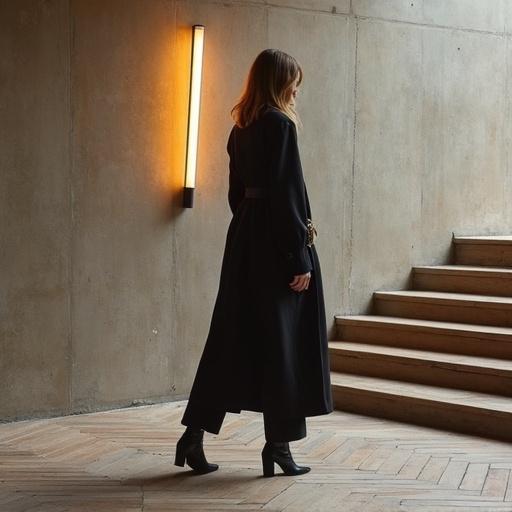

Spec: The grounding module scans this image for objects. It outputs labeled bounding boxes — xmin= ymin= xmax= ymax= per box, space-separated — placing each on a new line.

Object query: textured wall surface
xmin=1 ymin=0 xmax=72 ymax=419
xmin=2 ymin=0 xmax=512 ymax=420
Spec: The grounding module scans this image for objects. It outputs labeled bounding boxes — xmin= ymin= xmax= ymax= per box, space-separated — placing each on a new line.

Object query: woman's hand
xmin=289 ymin=271 xmax=311 ymax=292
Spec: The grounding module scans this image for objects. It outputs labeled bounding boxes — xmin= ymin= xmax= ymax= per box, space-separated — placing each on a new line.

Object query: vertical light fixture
xmin=183 ymin=24 xmax=205 ymax=208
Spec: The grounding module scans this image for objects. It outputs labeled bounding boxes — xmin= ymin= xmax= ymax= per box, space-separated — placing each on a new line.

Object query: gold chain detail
xmin=306 ymin=218 xmax=318 ymax=247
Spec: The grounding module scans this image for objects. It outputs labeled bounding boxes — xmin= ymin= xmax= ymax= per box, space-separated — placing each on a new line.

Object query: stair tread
xmin=330 ymin=371 xmax=512 ymax=413
xmin=414 ymin=264 xmax=512 ymax=275
xmin=328 ymin=340 xmax=512 ymax=371
xmin=335 ymin=314 xmax=512 ymax=338
xmin=454 ymin=235 xmax=512 ymax=245
xmin=375 ymin=290 xmax=512 ymax=305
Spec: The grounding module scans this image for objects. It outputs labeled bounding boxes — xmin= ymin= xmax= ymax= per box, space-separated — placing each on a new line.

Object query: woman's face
xmin=289 ymin=76 xmax=299 ymax=107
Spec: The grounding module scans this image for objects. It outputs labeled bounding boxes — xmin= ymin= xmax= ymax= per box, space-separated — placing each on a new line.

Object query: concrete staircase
xmin=330 ymin=235 xmax=512 ymax=442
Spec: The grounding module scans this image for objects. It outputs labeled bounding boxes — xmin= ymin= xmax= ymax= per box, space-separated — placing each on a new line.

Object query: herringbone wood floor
xmin=1 ymin=401 xmax=512 ymax=511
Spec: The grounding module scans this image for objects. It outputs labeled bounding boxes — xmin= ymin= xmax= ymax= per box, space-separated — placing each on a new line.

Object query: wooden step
xmin=335 ymin=315 xmax=512 ymax=359
xmin=454 ymin=235 xmax=512 ymax=267
xmin=413 ymin=264 xmax=512 ymax=296
xmin=330 ymin=371 xmax=512 ymax=442
xmin=329 ymin=341 xmax=512 ymax=396
xmin=374 ymin=290 xmax=512 ymax=328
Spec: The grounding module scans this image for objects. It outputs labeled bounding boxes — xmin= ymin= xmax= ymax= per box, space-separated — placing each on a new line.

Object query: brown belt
xmin=244 ymin=187 xmax=269 ymax=198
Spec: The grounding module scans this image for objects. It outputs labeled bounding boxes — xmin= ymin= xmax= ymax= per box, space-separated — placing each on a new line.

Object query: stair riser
xmin=336 ymin=323 xmax=512 ymax=359
xmin=455 ymin=244 xmax=512 ymax=267
xmin=413 ymin=273 xmax=512 ymax=297
xmin=374 ymin=298 xmax=512 ymax=328
xmin=332 ymin=385 xmax=512 ymax=442
xmin=330 ymin=351 xmax=512 ymax=396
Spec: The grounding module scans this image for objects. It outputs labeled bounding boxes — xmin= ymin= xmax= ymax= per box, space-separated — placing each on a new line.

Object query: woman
xmin=174 ymin=48 xmax=333 ymax=477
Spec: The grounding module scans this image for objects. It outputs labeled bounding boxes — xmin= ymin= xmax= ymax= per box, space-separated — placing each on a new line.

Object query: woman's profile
xmin=174 ymin=48 xmax=333 ymax=477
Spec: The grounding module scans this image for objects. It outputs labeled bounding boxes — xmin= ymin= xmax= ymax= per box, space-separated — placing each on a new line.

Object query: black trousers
xmin=181 ymin=400 xmax=307 ymax=442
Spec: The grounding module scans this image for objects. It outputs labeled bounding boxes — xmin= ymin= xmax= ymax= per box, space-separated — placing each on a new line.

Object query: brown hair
xmin=230 ymin=49 xmax=303 ymax=130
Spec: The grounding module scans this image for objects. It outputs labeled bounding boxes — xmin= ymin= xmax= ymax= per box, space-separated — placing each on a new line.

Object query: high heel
xmin=262 ymin=451 xmax=275 ymax=477
xmin=174 ymin=426 xmax=219 ymax=474
xmin=261 ymin=441 xmax=310 ymax=477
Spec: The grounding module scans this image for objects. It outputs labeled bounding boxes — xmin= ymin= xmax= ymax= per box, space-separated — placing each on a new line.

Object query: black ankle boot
xmin=261 ymin=440 xmax=311 ymax=477
xmin=174 ymin=426 xmax=219 ymax=474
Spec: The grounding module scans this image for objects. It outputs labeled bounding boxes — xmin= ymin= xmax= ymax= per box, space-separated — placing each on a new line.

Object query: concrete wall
xmin=350 ymin=0 xmax=512 ymax=310
xmin=1 ymin=0 xmax=511 ymax=421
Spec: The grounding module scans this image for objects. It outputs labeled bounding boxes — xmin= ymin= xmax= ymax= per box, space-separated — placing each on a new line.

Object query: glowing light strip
xmin=185 ymin=25 xmax=205 ymax=190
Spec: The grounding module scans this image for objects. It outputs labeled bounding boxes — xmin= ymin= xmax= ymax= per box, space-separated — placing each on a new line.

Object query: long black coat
xmin=185 ymin=105 xmax=333 ymax=420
